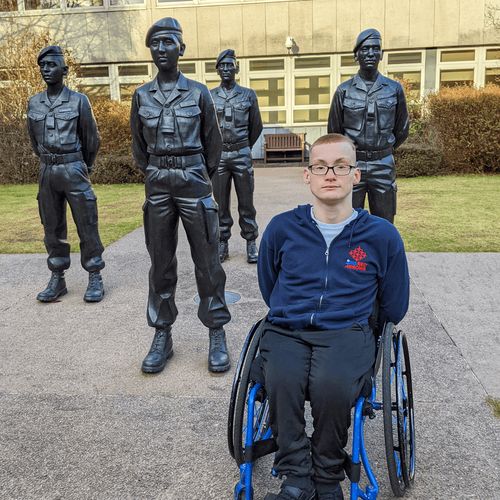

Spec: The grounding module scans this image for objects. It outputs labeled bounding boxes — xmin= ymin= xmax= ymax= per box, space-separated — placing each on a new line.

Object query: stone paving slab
xmin=1 ymin=167 xmax=499 ymax=499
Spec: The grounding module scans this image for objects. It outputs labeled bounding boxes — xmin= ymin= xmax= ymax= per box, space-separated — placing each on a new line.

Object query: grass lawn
xmin=396 ymin=175 xmax=500 ymax=252
xmin=0 ymin=184 xmax=145 ymax=254
xmin=0 ymin=175 xmax=499 ymax=253
xmin=486 ymin=397 xmax=500 ymax=419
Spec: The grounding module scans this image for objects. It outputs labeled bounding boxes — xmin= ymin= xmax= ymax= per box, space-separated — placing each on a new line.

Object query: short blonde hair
xmin=310 ymin=133 xmax=356 ymax=156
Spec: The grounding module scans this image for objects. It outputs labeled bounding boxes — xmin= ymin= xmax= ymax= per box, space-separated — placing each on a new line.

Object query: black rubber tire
xmin=402 ymin=332 xmax=416 ymax=486
xmin=382 ymin=323 xmax=407 ymax=497
xmin=228 ymin=319 xmax=266 ymax=465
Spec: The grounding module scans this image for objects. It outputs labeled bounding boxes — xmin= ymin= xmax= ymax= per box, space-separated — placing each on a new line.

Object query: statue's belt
xmin=222 ymin=140 xmax=249 ymax=152
xmin=149 ymin=153 xmax=204 ymax=169
xmin=356 ymin=147 xmax=392 ymax=161
xmin=40 ymin=151 xmax=84 ymax=165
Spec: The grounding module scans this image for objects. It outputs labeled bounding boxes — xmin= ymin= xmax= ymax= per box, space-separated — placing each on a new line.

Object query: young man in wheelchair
xmin=257 ymin=133 xmax=410 ymax=500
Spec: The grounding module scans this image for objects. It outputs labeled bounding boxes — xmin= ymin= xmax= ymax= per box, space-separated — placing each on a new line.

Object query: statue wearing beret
xmin=27 ymin=46 xmax=105 ymax=303
xmin=210 ymin=49 xmax=263 ymax=264
xmin=131 ymin=17 xmax=231 ymax=374
xmin=328 ymin=29 xmax=409 ymax=223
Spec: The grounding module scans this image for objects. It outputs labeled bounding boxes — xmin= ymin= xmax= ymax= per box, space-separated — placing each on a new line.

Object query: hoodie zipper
xmin=308 ymin=211 xmax=360 ymax=327
xmin=311 ymin=244 xmax=330 ymax=326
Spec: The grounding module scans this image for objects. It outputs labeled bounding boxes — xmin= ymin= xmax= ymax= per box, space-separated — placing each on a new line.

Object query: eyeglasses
xmin=307 ymin=164 xmax=356 ymax=176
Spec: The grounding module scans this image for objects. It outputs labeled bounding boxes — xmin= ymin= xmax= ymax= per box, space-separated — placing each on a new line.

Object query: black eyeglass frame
xmin=307 ymin=164 xmax=357 ymax=176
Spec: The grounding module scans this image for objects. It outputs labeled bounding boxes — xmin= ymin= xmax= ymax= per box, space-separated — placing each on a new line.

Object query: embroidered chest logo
xmin=344 ymin=246 xmax=368 ymax=271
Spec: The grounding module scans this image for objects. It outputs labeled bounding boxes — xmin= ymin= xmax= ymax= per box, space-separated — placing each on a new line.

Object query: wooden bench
xmin=264 ymin=132 xmax=306 ymax=163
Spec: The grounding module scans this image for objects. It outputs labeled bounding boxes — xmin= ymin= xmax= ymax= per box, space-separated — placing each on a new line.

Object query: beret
xmin=353 ymin=28 xmax=382 ymax=54
xmin=215 ymin=49 xmax=237 ymax=69
xmin=146 ymin=17 xmax=183 ymax=47
xmin=37 ymin=46 xmax=64 ymax=64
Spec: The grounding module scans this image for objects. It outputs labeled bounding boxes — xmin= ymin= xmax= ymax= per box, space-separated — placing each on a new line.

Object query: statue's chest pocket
xmin=215 ymin=104 xmax=225 ymax=124
xmin=343 ymin=97 xmax=365 ymax=131
xmin=54 ymin=110 xmax=79 ymax=144
xmin=138 ymin=106 xmax=162 ymax=129
xmin=233 ymin=101 xmax=251 ymax=127
xmin=174 ymin=101 xmax=201 ymax=135
xmin=27 ymin=110 xmax=46 ymax=138
xmin=376 ymin=96 xmax=397 ymax=130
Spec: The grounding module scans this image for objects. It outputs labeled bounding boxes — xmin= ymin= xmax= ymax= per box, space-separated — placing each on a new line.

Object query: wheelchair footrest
xmin=344 ymin=455 xmax=361 ymax=483
xmin=244 ymin=438 xmax=278 ymax=462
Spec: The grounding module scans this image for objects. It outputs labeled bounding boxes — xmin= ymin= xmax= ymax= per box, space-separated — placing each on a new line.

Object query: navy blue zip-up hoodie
xmin=258 ymin=205 xmax=409 ymax=331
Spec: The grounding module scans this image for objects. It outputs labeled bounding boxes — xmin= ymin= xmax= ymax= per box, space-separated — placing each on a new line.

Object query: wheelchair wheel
xmin=382 ymin=324 xmax=415 ymax=497
xmin=228 ymin=319 xmax=267 ymax=464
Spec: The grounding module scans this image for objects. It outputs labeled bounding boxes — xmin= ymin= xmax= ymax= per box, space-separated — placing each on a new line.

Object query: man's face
xmin=38 ymin=55 xmax=67 ymax=85
xmin=150 ymin=32 xmax=185 ymax=72
xmin=217 ymin=57 xmax=238 ymax=84
xmin=355 ymin=38 xmax=383 ymax=72
xmin=304 ymin=142 xmax=360 ymax=206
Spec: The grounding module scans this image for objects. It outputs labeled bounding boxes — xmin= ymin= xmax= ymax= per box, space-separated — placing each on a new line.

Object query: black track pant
xmin=37 ymin=161 xmax=104 ymax=273
xmin=260 ymin=323 xmax=375 ymax=490
xmin=353 ymin=154 xmax=397 ymax=223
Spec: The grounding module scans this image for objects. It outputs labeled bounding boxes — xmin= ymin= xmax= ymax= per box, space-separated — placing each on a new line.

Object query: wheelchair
xmin=228 ymin=317 xmax=415 ymax=500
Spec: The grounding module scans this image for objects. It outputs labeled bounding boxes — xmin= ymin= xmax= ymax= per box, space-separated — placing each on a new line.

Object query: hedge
xmin=394 ymin=142 xmax=444 ymax=177
xmin=427 ymin=84 xmax=500 ymax=173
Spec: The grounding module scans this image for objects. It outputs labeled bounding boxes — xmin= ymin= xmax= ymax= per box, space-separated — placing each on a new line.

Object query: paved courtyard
xmin=0 ymin=167 xmax=499 ymax=499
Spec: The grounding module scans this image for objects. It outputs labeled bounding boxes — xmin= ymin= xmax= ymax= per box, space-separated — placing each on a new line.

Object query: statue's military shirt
xmin=328 ymin=73 xmax=409 ymax=152
xmin=210 ymin=84 xmax=263 ymax=147
xmin=131 ymin=73 xmax=222 ymax=177
xmin=27 ymin=86 xmax=100 ymax=167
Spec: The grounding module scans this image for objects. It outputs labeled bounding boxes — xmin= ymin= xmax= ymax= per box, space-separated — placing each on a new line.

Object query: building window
xmin=440 ymin=69 xmax=474 ymax=87
xmin=260 ymin=111 xmax=286 ymax=124
xmin=340 ymin=54 xmax=356 ymax=67
xmin=486 ymin=49 xmax=500 ymax=60
xmin=293 ymin=109 xmax=329 ymax=123
xmin=249 ymin=59 xmax=284 ymax=71
xmin=387 ymin=52 xmax=422 ymax=65
xmin=67 ymin=0 xmax=103 ymax=7
xmin=294 ymin=56 xmax=330 ymax=69
xmin=109 ymin=0 xmax=143 ymax=4
xmin=387 ymin=70 xmax=422 ymax=100
xmin=293 ymin=74 xmax=330 ymax=124
xmin=118 ymin=83 xmax=138 ymax=100
xmin=250 ymin=77 xmax=285 ymax=124
xmin=250 ymin=77 xmax=284 ymax=107
xmin=485 ymin=67 xmax=500 ymax=85
xmin=385 ymin=51 xmax=424 ymax=100
xmin=204 ymin=61 xmax=217 ymax=74
xmin=77 ymin=66 xmax=109 ymax=78
xmin=79 ymin=84 xmax=111 ymax=98
xmin=294 ymin=76 xmax=329 ymax=105
xmin=116 ymin=63 xmax=151 ymax=101
xmin=118 ymin=64 xmax=149 ymax=76
xmin=340 ymin=72 xmax=356 ymax=83
xmin=24 ymin=0 xmax=59 ymax=9
xmin=0 ymin=0 xmax=18 ymax=11
xmin=179 ymin=62 xmax=196 ymax=75
xmin=440 ymin=50 xmax=475 ymax=62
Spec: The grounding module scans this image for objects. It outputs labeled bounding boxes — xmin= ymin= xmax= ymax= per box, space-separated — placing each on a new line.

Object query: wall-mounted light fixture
xmin=285 ymin=36 xmax=295 ymax=54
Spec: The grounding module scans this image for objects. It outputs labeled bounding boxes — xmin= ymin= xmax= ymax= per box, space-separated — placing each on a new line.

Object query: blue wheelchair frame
xmin=230 ymin=321 xmax=415 ymax=500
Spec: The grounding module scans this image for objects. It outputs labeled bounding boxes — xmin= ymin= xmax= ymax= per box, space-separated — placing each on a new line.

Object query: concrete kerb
xmin=0 ymin=167 xmax=499 ymax=499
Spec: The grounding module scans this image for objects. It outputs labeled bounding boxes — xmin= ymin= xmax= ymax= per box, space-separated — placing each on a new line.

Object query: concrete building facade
xmin=1 ymin=0 xmax=499 ymax=154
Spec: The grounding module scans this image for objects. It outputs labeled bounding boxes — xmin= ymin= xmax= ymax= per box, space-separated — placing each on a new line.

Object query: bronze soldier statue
xmin=328 ymin=29 xmax=409 ymax=223
xmin=131 ymin=18 xmax=231 ymax=374
xmin=210 ymin=49 xmax=263 ymax=263
xmin=27 ymin=46 xmax=105 ymax=303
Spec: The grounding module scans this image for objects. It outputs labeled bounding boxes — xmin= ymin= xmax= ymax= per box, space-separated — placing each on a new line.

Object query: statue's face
xmin=217 ymin=57 xmax=238 ymax=84
xmin=38 ymin=55 xmax=67 ymax=85
xmin=355 ymin=38 xmax=383 ymax=72
xmin=150 ymin=31 xmax=185 ymax=72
